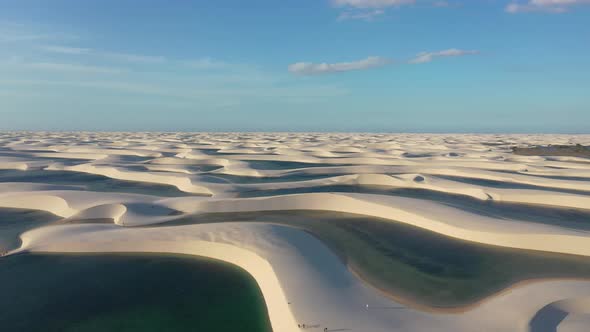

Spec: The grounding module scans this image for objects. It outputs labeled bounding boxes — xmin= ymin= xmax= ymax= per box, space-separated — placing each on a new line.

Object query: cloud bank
xmin=288 ymin=56 xmax=391 ymax=75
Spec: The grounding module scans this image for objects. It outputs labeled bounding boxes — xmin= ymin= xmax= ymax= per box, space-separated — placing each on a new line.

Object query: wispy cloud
xmin=506 ymin=0 xmax=590 ymax=13
xmin=0 ymin=78 xmax=347 ymax=101
xmin=290 ymin=49 xmax=476 ymax=76
xmin=24 ymin=62 xmax=124 ymax=74
xmin=288 ymin=56 xmax=391 ymax=75
xmin=40 ymin=45 xmax=91 ymax=54
xmin=100 ymin=52 xmax=166 ymax=64
xmin=332 ymin=0 xmax=415 ymax=8
xmin=0 ymin=33 xmax=55 ymax=43
xmin=40 ymin=45 xmax=165 ymax=63
xmin=1 ymin=22 xmax=348 ymax=110
xmin=0 ymin=22 xmax=76 ymax=43
xmin=408 ymin=48 xmax=479 ymax=64
xmin=337 ymin=9 xmax=385 ymax=21
xmin=184 ymin=57 xmax=230 ymax=70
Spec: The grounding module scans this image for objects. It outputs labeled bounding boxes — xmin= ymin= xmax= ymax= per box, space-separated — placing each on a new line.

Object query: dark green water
xmin=0 ymin=208 xmax=59 ymax=253
xmin=0 ymin=253 xmax=272 ymax=332
xmin=0 ymin=169 xmax=190 ymax=197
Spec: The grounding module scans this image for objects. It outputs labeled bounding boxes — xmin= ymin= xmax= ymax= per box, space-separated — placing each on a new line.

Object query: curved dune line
xmin=62 ymin=147 xmax=162 ymax=158
xmin=160 ymin=155 xmax=230 ymax=167
xmin=551 ymin=297 xmax=590 ymax=314
xmin=418 ymin=167 xmax=590 ymax=192
xmin=166 ymin=193 xmax=590 ymax=257
xmin=355 ymin=265 xmax=590 ymax=315
xmin=520 ymin=166 xmax=590 ymax=178
xmin=253 ymin=160 xmax=590 ymax=187
xmin=0 ymin=193 xmax=75 ymax=217
xmin=142 ymin=165 xmax=194 ymax=174
xmin=68 ymin=203 xmax=128 ymax=225
xmin=0 ymin=189 xmax=187 ymax=227
xmin=16 ymin=225 xmax=299 ymax=332
xmin=218 ymin=154 xmax=536 ymax=171
xmin=354 ymin=173 xmax=590 ymax=210
xmin=354 ymin=173 xmax=493 ymax=200
xmin=336 ymin=167 xmax=590 ymax=198
xmin=243 ymin=164 xmax=590 ymax=194
xmin=62 ymin=164 xmax=213 ymax=195
xmin=489 ymin=190 xmax=590 ymax=210
xmin=33 ymin=152 xmax=109 ymax=160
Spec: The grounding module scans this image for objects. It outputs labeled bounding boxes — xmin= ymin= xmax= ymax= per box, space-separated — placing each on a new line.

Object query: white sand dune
xmin=0 ymin=157 xmax=30 ymax=170
xmin=48 ymin=163 xmax=213 ymax=195
xmin=10 ymin=222 xmax=590 ymax=332
xmin=2 ymin=132 xmax=590 ymax=331
xmin=2 ymin=187 xmax=590 ymax=256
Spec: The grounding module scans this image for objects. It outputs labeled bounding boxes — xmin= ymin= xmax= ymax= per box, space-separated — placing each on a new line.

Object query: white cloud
xmin=332 ymin=0 xmax=415 ymax=8
xmin=337 ymin=9 xmax=385 ymax=21
xmin=506 ymin=0 xmax=590 ymax=13
xmin=409 ymin=48 xmax=479 ymax=64
xmin=288 ymin=56 xmax=391 ymax=75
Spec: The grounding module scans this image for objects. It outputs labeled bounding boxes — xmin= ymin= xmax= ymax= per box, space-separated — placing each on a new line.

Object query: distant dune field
xmin=2 ymin=132 xmax=590 ymax=332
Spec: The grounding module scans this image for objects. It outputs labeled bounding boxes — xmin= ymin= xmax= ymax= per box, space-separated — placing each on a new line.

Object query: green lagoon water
xmin=172 ymin=210 xmax=590 ymax=307
xmin=0 ymin=253 xmax=272 ymax=332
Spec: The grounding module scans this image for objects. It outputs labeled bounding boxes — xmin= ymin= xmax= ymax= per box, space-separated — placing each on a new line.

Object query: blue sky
xmin=0 ymin=0 xmax=589 ymax=132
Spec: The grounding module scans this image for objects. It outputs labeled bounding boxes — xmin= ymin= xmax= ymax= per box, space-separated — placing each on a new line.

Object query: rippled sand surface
xmin=2 ymin=132 xmax=590 ymax=332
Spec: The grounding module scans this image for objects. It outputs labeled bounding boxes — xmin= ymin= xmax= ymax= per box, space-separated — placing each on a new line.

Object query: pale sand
xmin=2 ymin=132 xmax=590 ymax=331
